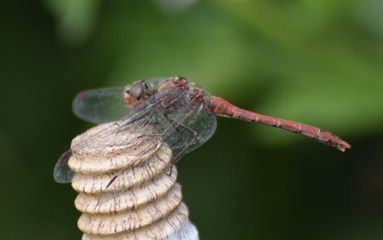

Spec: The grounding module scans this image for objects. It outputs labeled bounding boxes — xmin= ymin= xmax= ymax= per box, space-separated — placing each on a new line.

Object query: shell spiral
xmin=67 ymin=122 xmax=199 ymax=240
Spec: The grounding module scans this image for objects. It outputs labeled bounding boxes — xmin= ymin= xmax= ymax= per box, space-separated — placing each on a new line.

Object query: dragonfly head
xmin=123 ymin=80 xmax=149 ymax=107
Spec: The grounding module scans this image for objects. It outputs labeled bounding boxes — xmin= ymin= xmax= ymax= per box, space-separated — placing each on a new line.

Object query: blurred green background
xmin=1 ymin=0 xmax=383 ymax=239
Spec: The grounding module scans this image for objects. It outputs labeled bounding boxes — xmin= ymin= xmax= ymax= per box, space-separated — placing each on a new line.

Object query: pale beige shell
xmin=67 ymin=122 xmax=199 ymax=240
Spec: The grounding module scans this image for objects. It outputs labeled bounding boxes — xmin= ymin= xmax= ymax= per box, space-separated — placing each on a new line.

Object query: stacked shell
xmin=67 ymin=122 xmax=199 ymax=240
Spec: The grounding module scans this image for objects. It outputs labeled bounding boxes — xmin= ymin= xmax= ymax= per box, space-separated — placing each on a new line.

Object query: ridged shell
xmin=67 ymin=122 xmax=199 ymax=240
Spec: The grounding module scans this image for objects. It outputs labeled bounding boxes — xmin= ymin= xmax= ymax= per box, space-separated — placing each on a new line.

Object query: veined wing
xmin=72 ymin=77 xmax=169 ymax=124
xmin=54 ymin=79 xmax=180 ymax=184
xmin=54 ymin=102 xmax=155 ymax=183
xmin=55 ymin=77 xmax=217 ymax=185
xmin=72 ymin=86 xmax=126 ymax=124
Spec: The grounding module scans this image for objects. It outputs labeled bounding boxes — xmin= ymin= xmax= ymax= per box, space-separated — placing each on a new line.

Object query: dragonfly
xmin=54 ymin=76 xmax=351 ymax=184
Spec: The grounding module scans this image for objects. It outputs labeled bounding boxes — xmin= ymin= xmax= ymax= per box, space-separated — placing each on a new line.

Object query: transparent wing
xmin=72 ymin=87 xmax=126 ymax=124
xmin=53 ymin=149 xmax=74 ymax=183
xmin=72 ymin=77 xmax=170 ymax=124
xmin=54 ymin=77 xmax=217 ymax=184
xmin=159 ymin=96 xmax=217 ymax=163
xmin=53 ymin=103 xmax=155 ymax=184
xmin=54 ymin=82 xmax=174 ymax=184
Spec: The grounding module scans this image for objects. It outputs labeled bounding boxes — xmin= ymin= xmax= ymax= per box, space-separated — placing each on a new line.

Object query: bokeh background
xmin=1 ymin=0 xmax=383 ymax=239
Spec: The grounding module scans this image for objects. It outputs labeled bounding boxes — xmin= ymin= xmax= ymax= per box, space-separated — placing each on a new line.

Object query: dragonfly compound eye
xmin=123 ymin=80 xmax=149 ymax=107
xmin=129 ymin=80 xmax=146 ymax=100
